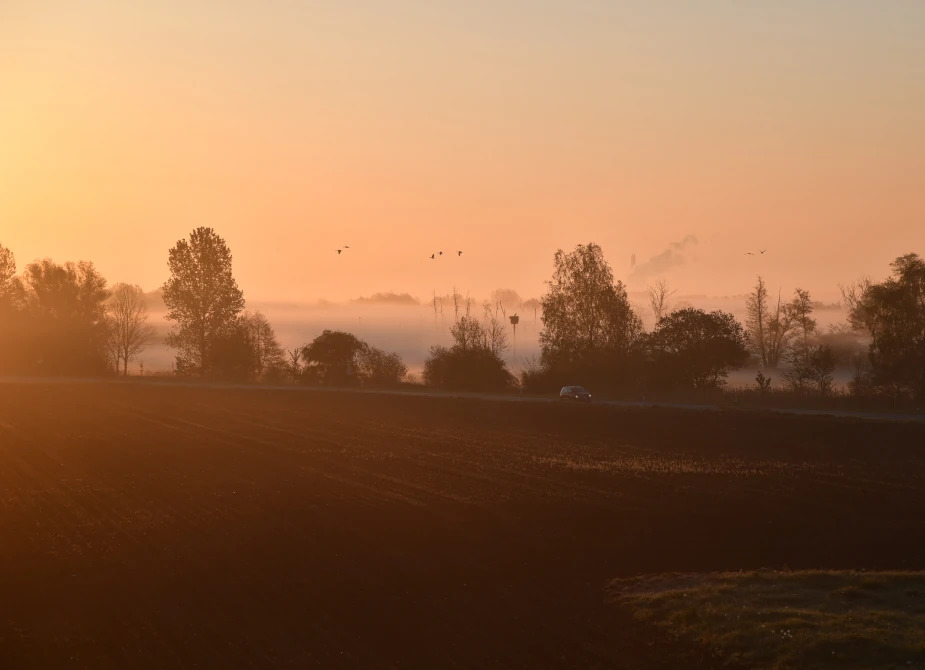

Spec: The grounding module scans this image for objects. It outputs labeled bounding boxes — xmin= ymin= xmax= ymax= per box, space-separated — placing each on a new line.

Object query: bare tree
xmin=452 ymin=286 xmax=460 ymax=322
xmin=482 ymin=301 xmax=509 ymax=356
xmin=647 ymin=279 xmax=676 ymax=325
xmin=106 ymin=283 xmax=155 ymax=376
xmin=287 ymin=348 xmax=302 ymax=382
xmin=839 ymin=277 xmax=872 ymax=333
xmin=765 ymin=289 xmax=796 ymax=369
xmin=745 ymin=277 xmax=769 ymax=367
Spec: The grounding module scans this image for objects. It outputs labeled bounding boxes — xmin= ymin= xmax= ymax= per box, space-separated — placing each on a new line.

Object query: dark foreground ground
xmin=1 ymin=383 xmax=924 ymax=669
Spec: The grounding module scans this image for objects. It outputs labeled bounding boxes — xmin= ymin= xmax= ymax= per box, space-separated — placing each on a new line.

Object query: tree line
xmin=0 ymin=229 xmax=406 ymax=386
xmin=3 ymin=232 xmax=923 ymax=404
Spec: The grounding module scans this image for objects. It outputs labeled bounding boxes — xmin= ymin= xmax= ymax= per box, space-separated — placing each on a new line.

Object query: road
xmin=3 ymin=375 xmax=923 ymax=423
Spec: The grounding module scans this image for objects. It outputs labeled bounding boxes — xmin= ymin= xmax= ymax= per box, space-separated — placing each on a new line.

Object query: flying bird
xmin=429 ymin=254 xmax=435 ymax=259
xmin=760 ymin=249 xmax=767 ymax=254
xmin=438 ymin=251 xmax=443 ymax=256
xmin=336 ymin=249 xmax=342 ymax=255
xmin=745 ymin=252 xmax=754 ymax=256
xmin=457 ymin=251 xmax=462 ymax=256
xmin=344 ymin=245 xmax=350 ymax=249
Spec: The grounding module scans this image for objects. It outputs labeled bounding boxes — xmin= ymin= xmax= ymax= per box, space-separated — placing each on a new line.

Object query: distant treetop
xmin=351 ymin=292 xmax=420 ymax=306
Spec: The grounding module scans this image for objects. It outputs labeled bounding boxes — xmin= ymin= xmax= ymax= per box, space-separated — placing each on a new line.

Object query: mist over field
xmin=141 ymin=292 xmax=548 ymax=375
xmin=138 ymin=287 xmax=848 ymax=381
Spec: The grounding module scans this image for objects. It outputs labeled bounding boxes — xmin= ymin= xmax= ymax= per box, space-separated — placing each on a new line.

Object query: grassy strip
xmin=610 ymin=570 xmax=925 ymax=669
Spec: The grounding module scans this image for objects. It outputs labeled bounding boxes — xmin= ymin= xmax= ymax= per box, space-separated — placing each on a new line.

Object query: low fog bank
xmin=140 ymin=290 xmax=848 ymax=378
xmin=142 ymin=297 xmax=545 ymax=376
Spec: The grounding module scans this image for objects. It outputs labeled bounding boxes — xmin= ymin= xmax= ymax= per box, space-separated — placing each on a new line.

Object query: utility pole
xmin=509 ymin=313 xmax=519 ymax=361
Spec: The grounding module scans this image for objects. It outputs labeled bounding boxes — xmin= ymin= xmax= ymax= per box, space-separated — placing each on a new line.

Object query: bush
xmin=423 ymin=345 xmax=514 ymax=392
xmin=356 ymin=345 xmax=407 ymax=387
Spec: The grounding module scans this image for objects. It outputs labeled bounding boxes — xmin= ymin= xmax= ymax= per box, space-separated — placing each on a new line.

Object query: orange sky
xmin=2 ymin=1 xmax=923 ymax=302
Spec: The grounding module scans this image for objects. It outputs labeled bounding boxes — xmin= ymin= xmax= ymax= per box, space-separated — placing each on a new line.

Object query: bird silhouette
xmin=344 ymin=245 xmax=350 ymax=249
xmin=760 ymin=249 xmax=767 ymax=254
xmin=336 ymin=249 xmax=342 ymax=255
xmin=457 ymin=251 xmax=462 ymax=256
xmin=429 ymin=254 xmax=435 ymax=259
xmin=438 ymin=251 xmax=443 ymax=256
xmin=745 ymin=252 xmax=754 ymax=256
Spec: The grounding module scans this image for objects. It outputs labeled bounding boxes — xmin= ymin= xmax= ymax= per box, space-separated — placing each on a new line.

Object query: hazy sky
xmin=2 ymin=1 xmax=923 ymax=302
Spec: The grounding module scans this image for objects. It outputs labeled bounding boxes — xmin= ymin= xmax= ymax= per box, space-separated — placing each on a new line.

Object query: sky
xmin=2 ymin=1 xmax=924 ymax=302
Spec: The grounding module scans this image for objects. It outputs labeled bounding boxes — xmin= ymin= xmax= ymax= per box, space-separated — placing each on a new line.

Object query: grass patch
xmin=610 ymin=570 xmax=925 ymax=669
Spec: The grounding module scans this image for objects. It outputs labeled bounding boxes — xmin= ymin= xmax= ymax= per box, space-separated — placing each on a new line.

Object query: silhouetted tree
xmin=209 ymin=318 xmax=255 ymax=382
xmin=765 ymin=290 xmax=796 ymax=369
xmin=748 ymin=277 xmax=799 ymax=369
xmin=490 ymin=289 xmax=523 ymax=310
xmin=0 ymin=244 xmax=15 ymax=306
xmin=287 ymin=348 xmax=303 ymax=382
xmin=356 ymin=346 xmax=407 ymax=387
xmin=242 ymin=310 xmax=286 ymax=381
xmin=840 ymin=277 xmax=873 ymax=333
xmin=0 ymin=244 xmax=23 ymax=373
xmin=646 ymin=308 xmax=749 ymax=389
xmin=539 ymin=243 xmax=643 ymax=384
xmin=301 ymin=330 xmax=365 ymax=386
xmin=15 ymin=259 xmax=110 ymax=375
xmin=647 ymin=279 xmax=676 ymax=325
xmin=788 ymin=288 xmax=817 ymax=368
xmin=450 ymin=315 xmax=485 ymax=354
xmin=848 ymin=253 xmax=925 ymax=399
xmin=105 ymin=283 xmax=155 ymax=376
xmin=745 ymin=277 xmax=769 ymax=367
xmin=162 ymin=227 xmax=245 ymax=376
xmin=423 ymin=315 xmax=514 ymax=391
xmin=482 ymin=302 xmax=509 ymax=356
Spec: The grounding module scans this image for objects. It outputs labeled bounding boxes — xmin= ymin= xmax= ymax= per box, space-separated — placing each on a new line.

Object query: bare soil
xmin=1 ymin=383 xmax=924 ymax=669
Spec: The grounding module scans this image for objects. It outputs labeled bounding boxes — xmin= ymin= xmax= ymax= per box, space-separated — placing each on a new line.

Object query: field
xmin=1 ymin=382 xmax=924 ymax=669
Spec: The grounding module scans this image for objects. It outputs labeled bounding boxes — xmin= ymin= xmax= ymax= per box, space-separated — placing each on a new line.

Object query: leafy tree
xmin=299 ymin=330 xmax=406 ymax=387
xmin=423 ymin=315 xmax=514 ymax=391
xmin=646 ymin=308 xmax=749 ymax=389
xmin=242 ymin=310 xmax=286 ymax=381
xmin=423 ymin=346 xmax=514 ymax=392
xmin=209 ymin=318 xmax=255 ymax=382
xmin=301 ymin=330 xmax=365 ymax=385
xmin=0 ymin=243 xmax=15 ymax=306
xmin=490 ymin=288 xmax=522 ymax=309
xmin=539 ymin=243 xmax=643 ymax=382
xmin=450 ymin=316 xmax=486 ymax=354
xmin=356 ymin=346 xmax=407 ymax=387
xmin=0 ymin=244 xmax=23 ymax=373
xmin=162 ymin=227 xmax=245 ymax=376
xmin=105 ymin=283 xmax=156 ymax=376
xmin=15 ymin=259 xmax=110 ymax=375
xmin=848 ymin=253 xmax=925 ymax=399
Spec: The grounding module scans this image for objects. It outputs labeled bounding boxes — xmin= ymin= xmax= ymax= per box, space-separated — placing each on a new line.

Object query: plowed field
xmin=1 ymin=382 xmax=923 ymax=668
